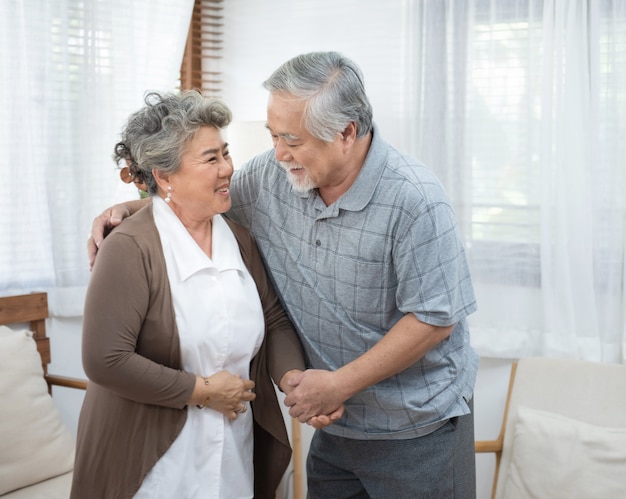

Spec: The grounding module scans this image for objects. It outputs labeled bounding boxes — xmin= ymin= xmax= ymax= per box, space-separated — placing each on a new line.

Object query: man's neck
xmin=318 ymin=131 xmax=373 ymax=206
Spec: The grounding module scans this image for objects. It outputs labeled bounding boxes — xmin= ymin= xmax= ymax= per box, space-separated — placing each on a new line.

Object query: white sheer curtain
xmin=406 ymin=0 xmax=626 ymax=362
xmin=222 ymin=0 xmax=626 ymax=362
xmin=538 ymin=0 xmax=624 ymax=361
xmin=0 ymin=0 xmax=193 ymax=313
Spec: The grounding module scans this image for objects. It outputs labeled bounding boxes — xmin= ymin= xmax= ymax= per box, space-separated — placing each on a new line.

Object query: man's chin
xmin=286 ymin=172 xmax=315 ymax=193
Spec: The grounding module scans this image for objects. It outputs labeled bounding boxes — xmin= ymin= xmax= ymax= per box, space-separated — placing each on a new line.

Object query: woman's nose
xmin=220 ymin=157 xmax=234 ymax=176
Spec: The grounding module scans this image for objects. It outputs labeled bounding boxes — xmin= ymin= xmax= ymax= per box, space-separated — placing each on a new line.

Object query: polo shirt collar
xmin=335 ymin=123 xmax=386 ymax=212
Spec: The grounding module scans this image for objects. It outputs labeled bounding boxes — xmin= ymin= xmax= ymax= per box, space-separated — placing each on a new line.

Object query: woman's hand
xmin=191 ymin=371 xmax=255 ymax=420
xmin=306 ymin=407 xmax=345 ymax=429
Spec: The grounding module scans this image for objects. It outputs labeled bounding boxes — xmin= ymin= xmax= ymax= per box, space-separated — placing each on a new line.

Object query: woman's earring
xmin=165 ymin=186 xmax=172 ymax=204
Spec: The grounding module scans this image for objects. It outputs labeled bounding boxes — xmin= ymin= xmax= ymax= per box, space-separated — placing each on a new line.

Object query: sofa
xmin=0 ymin=292 xmax=86 ymax=498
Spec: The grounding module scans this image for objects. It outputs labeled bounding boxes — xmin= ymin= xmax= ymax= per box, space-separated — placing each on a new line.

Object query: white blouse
xmin=134 ymin=197 xmax=264 ymax=499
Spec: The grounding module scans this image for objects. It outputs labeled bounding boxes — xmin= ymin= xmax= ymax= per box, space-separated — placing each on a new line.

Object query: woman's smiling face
xmin=164 ymin=125 xmax=234 ymax=218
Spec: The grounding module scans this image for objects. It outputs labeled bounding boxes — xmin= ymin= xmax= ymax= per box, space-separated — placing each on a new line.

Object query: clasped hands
xmin=282 ymin=369 xmax=346 ymax=430
xmin=196 ymin=369 xmax=346 ymax=428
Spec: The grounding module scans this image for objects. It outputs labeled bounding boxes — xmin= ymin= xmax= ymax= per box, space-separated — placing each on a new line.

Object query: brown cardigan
xmin=71 ymin=205 xmax=305 ymax=499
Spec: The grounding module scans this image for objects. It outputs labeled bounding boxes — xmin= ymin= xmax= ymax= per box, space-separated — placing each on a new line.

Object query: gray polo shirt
xmin=228 ymin=124 xmax=478 ymax=440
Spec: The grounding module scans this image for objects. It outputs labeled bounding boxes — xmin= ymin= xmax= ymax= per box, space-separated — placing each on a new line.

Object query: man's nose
xmin=274 ymin=137 xmax=292 ymax=162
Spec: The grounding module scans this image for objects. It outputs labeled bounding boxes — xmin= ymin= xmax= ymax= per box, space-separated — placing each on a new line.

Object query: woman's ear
xmin=152 ymin=169 xmax=170 ymax=191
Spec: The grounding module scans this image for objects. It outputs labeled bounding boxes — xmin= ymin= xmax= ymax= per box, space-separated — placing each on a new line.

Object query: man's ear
xmin=340 ymin=122 xmax=357 ymax=146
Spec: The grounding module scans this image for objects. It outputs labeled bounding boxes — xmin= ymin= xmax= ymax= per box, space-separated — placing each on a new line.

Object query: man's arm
xmin=283 ymin=313 xmax=454 ymax=422
xmin=88 ymin=198 xmax=150 ymax=269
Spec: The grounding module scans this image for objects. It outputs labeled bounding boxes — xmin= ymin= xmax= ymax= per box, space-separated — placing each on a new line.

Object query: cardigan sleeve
xmin=83 ymin=225 xmax=195 ymax=409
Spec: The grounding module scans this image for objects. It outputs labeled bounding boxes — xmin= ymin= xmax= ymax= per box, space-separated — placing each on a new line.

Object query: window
xmin=467 ymin=7 xmax=545 ymax=286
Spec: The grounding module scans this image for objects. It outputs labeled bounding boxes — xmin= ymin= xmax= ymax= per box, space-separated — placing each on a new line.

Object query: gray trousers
xmin=306 ymin=400 xmax=476 ymax=499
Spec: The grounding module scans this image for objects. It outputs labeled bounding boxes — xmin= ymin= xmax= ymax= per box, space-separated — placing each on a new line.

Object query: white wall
xmin=48 ymin=316 xmax=86 ymax=437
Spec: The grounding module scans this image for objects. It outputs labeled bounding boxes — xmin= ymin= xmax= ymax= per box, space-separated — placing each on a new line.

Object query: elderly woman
xmin=71 ymin=91 xmax=306 ymax=499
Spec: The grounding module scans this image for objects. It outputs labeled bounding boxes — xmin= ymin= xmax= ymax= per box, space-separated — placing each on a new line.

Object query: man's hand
xmin=88 ymin=200 xmax=147 ymax=269
xmin=284 ymin=369 xmax=347 ymax=424
xmin=88 ymin=205 xmax=129 ymax=269
xmin=280 ymin=369 xmax=344 ymax=428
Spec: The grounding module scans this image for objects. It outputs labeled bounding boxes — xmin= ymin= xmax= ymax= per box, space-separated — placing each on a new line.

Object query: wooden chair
xmin=474 ymin=357 xmax=626 ymax=499
xmin=474 ymin=362 xmax=518 ymax=499
xmin=0 ymin=292 xmax=87 ymax=392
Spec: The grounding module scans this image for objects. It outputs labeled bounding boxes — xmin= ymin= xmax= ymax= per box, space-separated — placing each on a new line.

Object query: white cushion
xmin=503 ymin=405 xmax=626 ymax=499
xmin=0 ymin=472 xmax=73 ymax=498
xmin=0 ymin=326 xmax=75 ymax=495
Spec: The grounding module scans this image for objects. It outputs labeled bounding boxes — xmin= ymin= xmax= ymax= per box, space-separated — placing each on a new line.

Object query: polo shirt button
xmin=315 ymin=240 xmax=321 ymax=246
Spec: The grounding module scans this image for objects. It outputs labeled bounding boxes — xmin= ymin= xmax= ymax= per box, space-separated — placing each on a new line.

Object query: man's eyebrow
xmin=269 ymin=132 xmax=300 ymax=142
xmin=265 ymin=124 xmax=299 ymax=141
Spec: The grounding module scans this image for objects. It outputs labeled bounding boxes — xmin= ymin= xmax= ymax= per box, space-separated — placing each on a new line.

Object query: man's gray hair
xmin=263 ymin=51 xmax=373 ymax=142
